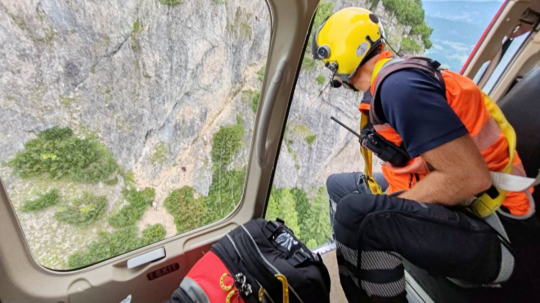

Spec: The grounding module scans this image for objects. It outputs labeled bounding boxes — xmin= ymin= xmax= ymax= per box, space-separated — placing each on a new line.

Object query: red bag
xmin=179 ymin=251 xmax=246 ymax=303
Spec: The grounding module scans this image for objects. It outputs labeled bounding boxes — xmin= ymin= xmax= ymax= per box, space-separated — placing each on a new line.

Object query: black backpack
xmin=211 ymin=218 xmax=331 ymax=303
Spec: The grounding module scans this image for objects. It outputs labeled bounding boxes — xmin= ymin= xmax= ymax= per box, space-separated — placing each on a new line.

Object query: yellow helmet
xmin=312 ymin=7 xmax=385 ymax=81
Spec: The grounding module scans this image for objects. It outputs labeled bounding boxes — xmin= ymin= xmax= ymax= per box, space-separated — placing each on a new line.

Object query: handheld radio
xmin=330 ymin=116 xmax=411 ymax=167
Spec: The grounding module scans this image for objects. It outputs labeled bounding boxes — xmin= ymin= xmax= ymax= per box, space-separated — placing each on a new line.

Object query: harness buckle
xmin=266 ymin=220 xmax=280 ymax=233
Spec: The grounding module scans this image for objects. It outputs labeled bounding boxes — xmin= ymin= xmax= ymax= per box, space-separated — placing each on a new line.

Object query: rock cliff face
xmin=0 ymin=0 xmax=270 ymax=196
xmin=0 ymin=0 xmax=424 ymax=269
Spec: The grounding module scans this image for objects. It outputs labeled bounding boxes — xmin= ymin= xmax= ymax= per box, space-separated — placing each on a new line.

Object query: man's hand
xmin=399 ymin=134 xmax=492 ymax=206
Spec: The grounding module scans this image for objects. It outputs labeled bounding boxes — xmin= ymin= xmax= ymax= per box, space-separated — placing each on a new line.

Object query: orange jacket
xmin=359 ymin=52 xmax=531 ymax=216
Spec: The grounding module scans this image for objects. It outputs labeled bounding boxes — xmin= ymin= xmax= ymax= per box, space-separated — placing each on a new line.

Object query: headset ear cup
xmin=311 ymin=15 xmax=330 ymax=59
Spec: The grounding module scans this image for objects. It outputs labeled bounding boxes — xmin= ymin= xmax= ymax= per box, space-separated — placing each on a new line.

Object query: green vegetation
xmin=150 ymin=142 xmax=167 ymax=165
xmin=257 ymin=66 xmax=266 ymax=81
xmin=237 ymin=113 xmax=244 ymax=125
xmin=90 ymin=66 xmax=95 ymax=74
xmin=202 ymin=121 xmax=246 ymax=225
xmin=34 ymin=27 xmax=56 ymax=44
xmin=251 ymin=90 xmax=260 ymax=113
xmin=108 ymin=188 xmax=155 ymax=228
xmin=380 ymin=0 xmax=425 ymax=27
xmin=7 ymin=126 xmax=118 ymax=183
xmin=210 ymin=124 xmax=244 ymax=171
xmin=158 ymin=0 xmax=182 ymax=6
xmin=291 ymin=188 xmax=310 ymax=223
xmin=212 ymin=0 xmax=226 ymax=4
xmin=266 ymin=188 xmax=301 ymax=235
xmin=316 ymin=75 xmax=326 ymax=85
xmin=290 ymin=124 xmax=316 ymax=147
xmin=301 ymin=187 xmax=332 ymax=246
xmin=241 ymin=89 xmax=260 ymax=113
xmin=124 ymin=170 xmax=135 ymax=184
xmin=55 ymin=192 xmax=107 ymax=227
xmin=203 ymin=168 xmax=245 ymax=224
xmin=240 ymin=21 xmax=252 ymax=38
xmin=266 ymin=186 xmax=332 ymax=249
xmin=400 ymin=37 xmax=423 ymax=53
xmin=133 ymin=20 xmax=142 ymax=34
xmin=410 ymin=21 xmax=433 ymax=49
xmin=305 ymin=135 xmax=317 ymax=146
xmin=59 ymin=95 xmax=77 ymax=108
xmin=227 ymin=7 xmax=253 ymax=38
xmin=67 ymin=224 xmax=166 ymax=268
xmin=104 ymin=176 xmax=119 ymax=186
xmin=302 ymin=56 xmax=317 ymax=72
xmin=140 ymin=224 xmax=167 ymax=246
xmin=164 ymin=186 xmax=204 ymax=234
xmin=366 ymin=0 xmax=432 ymax=49
xmin=291 ymin=124 xmax=312 ymax=136
xmin=21 ymin=189 xmax=61 ymax=212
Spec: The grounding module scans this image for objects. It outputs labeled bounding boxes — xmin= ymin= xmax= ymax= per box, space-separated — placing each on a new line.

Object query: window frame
xmin=0 ymin=0 xmax=281 ymax=274
xmin=482 ymin=32 xmax=532 ymax=94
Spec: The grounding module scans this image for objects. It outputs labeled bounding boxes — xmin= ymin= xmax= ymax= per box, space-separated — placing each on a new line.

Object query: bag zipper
xmin=240 ymin=225 xmax=304 ymax=303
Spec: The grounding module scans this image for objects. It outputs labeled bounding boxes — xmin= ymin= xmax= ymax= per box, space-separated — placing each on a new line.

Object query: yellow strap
xmin=360 ymin=113 xmax=383 ymax=195
xmin=357 ymin=57 xmax=394 ymax=195
xmin=371 ymin=58 xmax=393 ymax=85
xmin=481 ymin=93 xmax=516 ymax=174
xmin=470 ymin=93 xmax=517 ymax=217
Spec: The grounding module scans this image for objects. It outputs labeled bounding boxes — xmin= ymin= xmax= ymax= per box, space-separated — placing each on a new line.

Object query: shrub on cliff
xmin=164 ymin=186 xmax=204 ymax=234
xmin=7 ymin=126 xmax=118 ymax=183
xmin=55 ymin=192 xmax=107 ymax=227
xmin=21 ymin=189 xmax=61 ymax=212
xmin=67 ymin=224 xmax=166 ymax=268
xmin=109 ymin=188 xmax=156 ymax=228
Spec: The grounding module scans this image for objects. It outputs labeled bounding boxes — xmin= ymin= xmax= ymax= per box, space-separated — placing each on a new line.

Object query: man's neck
xmin=350 ymin=55 xmax=379 ymax=91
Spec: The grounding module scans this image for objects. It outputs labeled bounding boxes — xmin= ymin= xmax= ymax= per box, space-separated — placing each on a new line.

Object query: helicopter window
xmin=0 ymin=0 xmax=271 ymax=270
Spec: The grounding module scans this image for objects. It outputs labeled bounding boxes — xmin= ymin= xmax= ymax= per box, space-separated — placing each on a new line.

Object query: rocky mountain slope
xmin=0 ymin=0 xmax=428 ymax=269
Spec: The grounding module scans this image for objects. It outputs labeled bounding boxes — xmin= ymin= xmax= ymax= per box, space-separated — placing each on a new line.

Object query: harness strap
xmin=491 ymin=170 xmax=540 ymax=219
xmin=360 ymin=112 xmax=383 ymax=195
xmin=370 ymin=56 xmax=446 ymax=125
xmin=359 ymin=55 xmax=394 ymax=195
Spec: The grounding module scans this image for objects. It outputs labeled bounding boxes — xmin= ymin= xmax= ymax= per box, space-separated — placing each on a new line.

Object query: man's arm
xmin=398 ymin=134 xmax=492 ymax=205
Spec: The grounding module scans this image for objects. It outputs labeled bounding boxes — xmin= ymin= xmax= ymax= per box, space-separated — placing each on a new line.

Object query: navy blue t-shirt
xmin=377 ymin=69 xmax=469 ymax=158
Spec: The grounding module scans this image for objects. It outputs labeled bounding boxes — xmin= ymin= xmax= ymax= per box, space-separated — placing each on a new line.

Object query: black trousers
xmin=327 ymin=172 xmax=502 ymax=302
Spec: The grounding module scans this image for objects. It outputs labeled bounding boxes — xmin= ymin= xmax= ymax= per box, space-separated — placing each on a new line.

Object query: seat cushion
xmin=499 ymin=66 xmax=540 ymax=212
